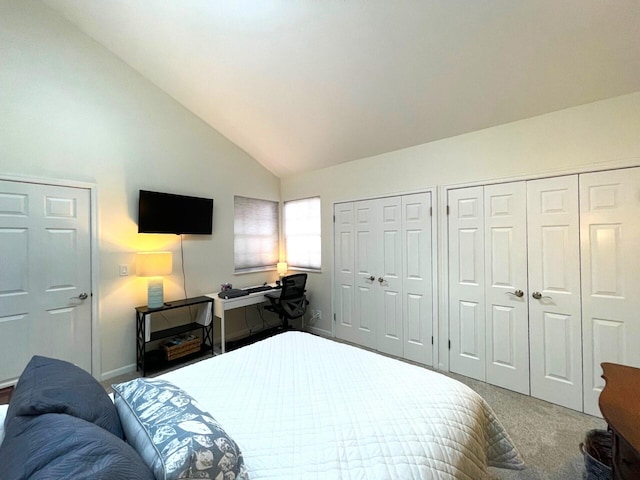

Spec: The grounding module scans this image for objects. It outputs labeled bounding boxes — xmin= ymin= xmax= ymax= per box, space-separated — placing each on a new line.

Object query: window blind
xmin=234 ymin=196 xmax=279 ymax=272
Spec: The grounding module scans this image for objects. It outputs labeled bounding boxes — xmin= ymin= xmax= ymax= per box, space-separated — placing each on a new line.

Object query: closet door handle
xmin=368 ymin=275 xmax=375 ymax=282
xmin=506 ymin=290 xmax=524 ymax=298
xmin=378 ymin=277 xmax=384 ymax=284
xmin=532 ymin=291 xmax=551 ymax=300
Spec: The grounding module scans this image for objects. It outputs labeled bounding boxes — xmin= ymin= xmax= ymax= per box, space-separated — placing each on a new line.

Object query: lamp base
xmin=147 ymin=277 xmax=164 ymax=309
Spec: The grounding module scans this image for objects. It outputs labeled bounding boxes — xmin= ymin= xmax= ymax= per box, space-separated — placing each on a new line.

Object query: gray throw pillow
xmin=112 ymin=378 xmax=248 ymax=480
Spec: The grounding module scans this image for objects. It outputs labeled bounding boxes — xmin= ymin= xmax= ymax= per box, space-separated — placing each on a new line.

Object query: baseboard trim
xmin=100 ymin=363 xmax=136 ymax=381
xmin=306 ymin=325 xmax=332 ymax=338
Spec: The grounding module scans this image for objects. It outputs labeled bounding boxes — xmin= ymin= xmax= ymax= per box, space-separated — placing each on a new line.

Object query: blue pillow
xmin=6 ymin=355 xmax=123 ymax=439
xmin=112 ymin=378 xmax=248 ymax=480
xmin=0 ymin=413 xmax=154 ymax=480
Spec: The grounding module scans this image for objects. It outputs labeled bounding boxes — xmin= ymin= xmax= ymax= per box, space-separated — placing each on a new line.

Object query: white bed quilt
xmin=159 ymin=332 xmax=524 ymax=479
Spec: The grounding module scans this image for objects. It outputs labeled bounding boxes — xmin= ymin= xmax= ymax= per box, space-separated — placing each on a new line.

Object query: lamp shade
xmin=136 ymin=252 xmax=172 ymax=277
xmin=277 ymin=262 xmax=288 ymax=275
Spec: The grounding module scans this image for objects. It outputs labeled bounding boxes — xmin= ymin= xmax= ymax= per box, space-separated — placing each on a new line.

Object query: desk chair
xmin=264 ymin=273 xmax=308 ymax=329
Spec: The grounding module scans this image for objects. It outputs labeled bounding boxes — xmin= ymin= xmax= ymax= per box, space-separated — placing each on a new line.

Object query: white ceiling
xmin=43 ymin=0 xmax=640 ymax=177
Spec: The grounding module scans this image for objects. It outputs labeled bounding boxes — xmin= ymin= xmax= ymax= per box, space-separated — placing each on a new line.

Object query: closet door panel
xmin=353 ymin=200 xmax=378 ymax=349
xmin=334 ymin=203 xmax=357 ymax=343
xmin=377 ymin=197 xmax=403 ymax=357
xmin=448 ymin=187 xmax=485 ymax=381
xmin=527 ymin=175 xmax=582 ymax=411
xmin=484 ymin=182 xmax=530 ymax=395
xmin=580 ymin=167 xmax=640 ymax=416
xmin=402 ymin=193 xmax=433 ymax=365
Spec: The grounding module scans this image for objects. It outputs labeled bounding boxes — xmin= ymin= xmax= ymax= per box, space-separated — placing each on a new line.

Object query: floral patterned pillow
xmin=112 ymin=378 xmax=248 ymax=480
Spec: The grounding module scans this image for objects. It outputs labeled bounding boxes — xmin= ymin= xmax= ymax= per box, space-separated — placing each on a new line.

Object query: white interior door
xmin=376 ymin=197 xmax=403 ymax=357
xmin=527 ymin=175 xmax=582 ymax=411
xmin=448 ymin=186 xmax=486 ymax=381
xmin=0 ymin=180 xmax=92 ymax=387
xmin=484 ymin=182 xmax=530 ymax=395
xmin=333 ymin=203 xmax=358 ymax=344
xmin=352 ymin=200 xmax=378 ymax=350
xmin=402 ymin=193 xmax=433 ymax=365
xmin=580 ymin=167 xmax=640 ymax=416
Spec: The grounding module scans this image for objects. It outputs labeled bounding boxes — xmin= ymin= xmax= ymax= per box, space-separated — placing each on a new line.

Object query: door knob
xmin=378 ymin=277 xmax=384 ymax=283
xmin=70 ymin=292 xmax=88 ymax=301
xmin=368 ymin=275 xmax=375 ymax=282
xmin=506 ymin=290 xmax=524 ymax=298
xmin=532 ymin=291 xmax=551 ymax=300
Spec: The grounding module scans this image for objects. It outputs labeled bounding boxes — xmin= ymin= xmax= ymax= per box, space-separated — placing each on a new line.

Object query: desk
xmin=205 ymin=287 xmax=280 ymax=353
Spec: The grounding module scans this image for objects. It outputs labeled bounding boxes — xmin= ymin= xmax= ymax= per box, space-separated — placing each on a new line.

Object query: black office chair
xmin=264 ymin=273 xmax=308 ymax=330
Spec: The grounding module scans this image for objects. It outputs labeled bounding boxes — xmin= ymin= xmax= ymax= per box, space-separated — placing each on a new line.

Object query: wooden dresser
xmin=599 ymin=363 xmax=640 ymax=479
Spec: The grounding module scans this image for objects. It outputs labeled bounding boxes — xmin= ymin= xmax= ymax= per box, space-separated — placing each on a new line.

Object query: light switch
xmin=119 ymin=264 xmax=129 ymax=276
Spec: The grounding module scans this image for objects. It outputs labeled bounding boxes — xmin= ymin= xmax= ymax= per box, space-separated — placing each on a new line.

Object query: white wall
xmin=0 ymin=0 xmax=281 ymax=378
xmin=281 ymin=92 xmax=640 ymax=338
xmin=3 ymin=0 xmax=640 ymax=377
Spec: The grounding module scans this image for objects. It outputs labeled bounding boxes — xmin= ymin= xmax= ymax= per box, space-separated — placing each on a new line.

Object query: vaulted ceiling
xmin=43 ymin=1 xmax=640 ymax=177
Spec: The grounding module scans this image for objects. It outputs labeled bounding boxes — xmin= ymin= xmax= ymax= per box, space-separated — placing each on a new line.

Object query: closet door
xmin=527 ymin=175 xmax=582 ymax=411
xmin=484 ymin=182 xmax=530 ymax=395
xmin=580 ymin=167 xmax=640 ymax=416
xmin=333 ymin=203 xmax=358 ymax=344
xmin=402 ymin=193 xmax=433 ymax=365
xmin=352 ymin=200 xmax=379 ymax=350
xmin=376 ymin=197 xmax=404 ymax=357
xmin=448 ymin=187 xmax=486 ymax=381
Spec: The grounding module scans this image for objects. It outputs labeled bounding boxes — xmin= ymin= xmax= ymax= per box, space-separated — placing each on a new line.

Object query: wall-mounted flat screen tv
xmin=138 ymin=190 xmax=213 ymax=234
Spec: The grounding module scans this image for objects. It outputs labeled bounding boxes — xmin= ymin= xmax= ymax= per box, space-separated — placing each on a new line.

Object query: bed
xmin=0 ymin=332 xmax=524 ymax=479
xmin=157 ymin=331 xmax=524 ymax=479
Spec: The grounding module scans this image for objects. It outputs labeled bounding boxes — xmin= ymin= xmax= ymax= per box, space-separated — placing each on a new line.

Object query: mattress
xmin=158 ymin=331 xmax=524 ymax=479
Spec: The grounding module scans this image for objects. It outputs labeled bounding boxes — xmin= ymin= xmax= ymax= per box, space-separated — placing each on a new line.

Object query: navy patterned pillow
xmin=111 ymin=378 xmax=248 ymax=480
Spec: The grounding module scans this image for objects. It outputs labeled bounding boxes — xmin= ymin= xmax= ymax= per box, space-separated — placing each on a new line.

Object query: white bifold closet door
xmin=334 ymin=193 xmax=433 ymax=365
xmin=334 ymin=202 xmax=359 ymax=345
xmin=449 ymin=183 xmax=530 ymax=395
xmin=449 ymin=169 xmax=640 ymax=412
xmin=484 ymin=182 xmax=529 ymax=395
xmin=401 ymin=193 xmax=434 ymax=364
xmin=580 ymin=167 xmax=640 ymax=416
xmin=527 ymin=175 xmax=582 ymax=411
xmin=449 ymin=175 xmax=582 ymax=408
xmin=448 ymin=186 xmax=486 ymax=382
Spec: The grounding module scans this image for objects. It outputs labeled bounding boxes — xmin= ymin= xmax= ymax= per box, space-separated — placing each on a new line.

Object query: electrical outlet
xmin=119 ymin=264 xmax=129 ymax=276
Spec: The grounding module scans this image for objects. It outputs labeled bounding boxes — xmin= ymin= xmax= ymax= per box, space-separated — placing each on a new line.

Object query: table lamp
xmin=277 ymin=261 xmax=288 ymax=279
xmin=137 ymin=252 xmax=172 ymax=309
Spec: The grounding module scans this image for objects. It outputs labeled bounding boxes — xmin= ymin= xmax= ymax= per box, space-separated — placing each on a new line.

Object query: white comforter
xmin=159 ymin=332 xmax=523 ymax=479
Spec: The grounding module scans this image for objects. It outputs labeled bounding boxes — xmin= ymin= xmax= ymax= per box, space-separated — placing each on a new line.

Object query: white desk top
xmin=205 ymin=285 xmax=280 ymax=316
xmin=204 ymin=285 xmax=282 ymax=353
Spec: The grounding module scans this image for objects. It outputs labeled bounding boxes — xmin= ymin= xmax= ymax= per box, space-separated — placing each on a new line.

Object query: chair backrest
xmin=280 ymin=273 xmax=307 ymax=300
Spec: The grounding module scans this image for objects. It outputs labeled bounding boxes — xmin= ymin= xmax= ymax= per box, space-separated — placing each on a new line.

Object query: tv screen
xmin=138 ymin=190 xmax=213 ymax=234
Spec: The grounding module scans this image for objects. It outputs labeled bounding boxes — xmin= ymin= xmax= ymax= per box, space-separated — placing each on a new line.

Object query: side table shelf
xmin=135 ymin=296 xmax=214 ymax=376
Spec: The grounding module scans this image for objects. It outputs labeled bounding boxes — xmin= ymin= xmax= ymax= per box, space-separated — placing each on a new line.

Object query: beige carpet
xmin=447 ymin=372 xmax=606 ymax=479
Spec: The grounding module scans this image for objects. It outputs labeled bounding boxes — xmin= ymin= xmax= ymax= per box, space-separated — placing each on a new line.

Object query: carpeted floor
xmin=446 ymin=372 xmax=606 ymax=479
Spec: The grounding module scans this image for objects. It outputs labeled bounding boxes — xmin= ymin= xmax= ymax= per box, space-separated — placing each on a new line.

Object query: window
xmin=284 ymin=197 xmax=321 ymax=270
xmin=234 ymin=196 xmax=279 ymax=273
